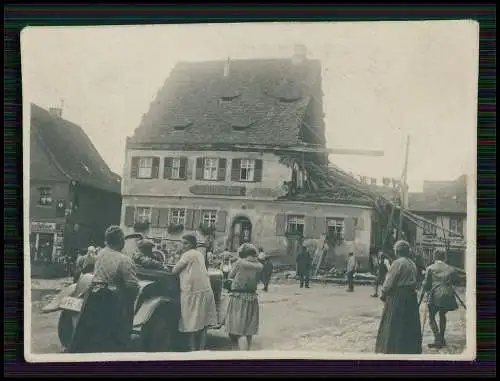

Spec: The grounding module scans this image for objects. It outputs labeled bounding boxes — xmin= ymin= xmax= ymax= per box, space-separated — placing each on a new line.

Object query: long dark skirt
xmin=68 ymin=284 xmax=134 ymax=353
xmin=375 ymin=286 xmax=422 ymax=354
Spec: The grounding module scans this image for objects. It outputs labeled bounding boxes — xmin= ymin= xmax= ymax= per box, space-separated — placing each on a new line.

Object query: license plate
xmin=59 ymin=296 xmax=84 ymax=312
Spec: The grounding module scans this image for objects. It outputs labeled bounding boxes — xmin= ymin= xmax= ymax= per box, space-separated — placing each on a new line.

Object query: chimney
xmin=49 ymin=107 xmax=63 ymax=118
xmin=292 ymin=44 xmax=307 ymax=65
xmin=224 ymin=57 xmax=231 ymax=77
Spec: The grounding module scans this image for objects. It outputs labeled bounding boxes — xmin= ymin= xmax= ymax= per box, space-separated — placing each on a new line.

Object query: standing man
xmin=258 ymin=247 xmax=273 ymax=292
xmin=371 ymin=251 xmax=392 ymax=297
xmin=123 ymin=221 xmax=149 ymax=258
xmin=345 ymin=252 xmax=359 ymax=292
xmin=296 ymin=243 xmax=312 ymax=289
xmin=421 ymin=249 xmax=460 ymax=349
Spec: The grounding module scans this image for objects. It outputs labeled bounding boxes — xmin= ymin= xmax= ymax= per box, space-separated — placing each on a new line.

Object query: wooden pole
xmin=398 ymin=135 xmax=411 ymax=240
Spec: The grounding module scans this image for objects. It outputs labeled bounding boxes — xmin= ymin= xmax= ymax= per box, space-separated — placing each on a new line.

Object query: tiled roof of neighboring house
xmin=408 ymin=175 xmax=467 ymax=214
xmin=131 ymin=58 xmax=323 ymax=147
xmin=30 ymin=103 xmax=121 ymax=194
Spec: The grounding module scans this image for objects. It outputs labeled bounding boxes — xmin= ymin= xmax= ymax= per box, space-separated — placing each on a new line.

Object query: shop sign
xmin=31 ymin=221 xmax=57 ymax=233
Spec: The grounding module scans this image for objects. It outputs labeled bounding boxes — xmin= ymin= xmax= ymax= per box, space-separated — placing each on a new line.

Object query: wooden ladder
xmin=311 ymin=234 xmax=327 ymax=277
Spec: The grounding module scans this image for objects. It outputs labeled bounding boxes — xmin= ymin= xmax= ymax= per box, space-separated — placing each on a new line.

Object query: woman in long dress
xmin=422 ymin=249 xmax=459 ymax=348
xmin=225 ymin=243 xmax=263 ymax=350
xmin=375 ymin=240 xmax=422 ymax=354
xmin=69 ymin=226 xmax=140 ymax=353
xmin=171 ymin=234 xmax=218 ymax=351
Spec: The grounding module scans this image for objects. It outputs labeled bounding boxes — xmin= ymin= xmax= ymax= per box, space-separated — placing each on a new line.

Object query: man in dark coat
xmin=371 ymin=251 xmax=392 ymax=297
xmin=132 ymin=239 xmax=165 ymax=270
xmin=296 ymin=244 xmax=312 ymax=288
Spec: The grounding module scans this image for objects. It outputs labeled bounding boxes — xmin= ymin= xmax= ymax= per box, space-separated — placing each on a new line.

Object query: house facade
xmin=121 ymin=49 xmax=374 ymax=268
xmin=408 ymin=176 xmax=467 ymax=268
xmin=29 ymin=104 xmax=122 ymax=270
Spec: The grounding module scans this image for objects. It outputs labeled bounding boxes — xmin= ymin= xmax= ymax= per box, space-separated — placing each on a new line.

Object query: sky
xmin=21 ymin=21 xmax=479 ymax=192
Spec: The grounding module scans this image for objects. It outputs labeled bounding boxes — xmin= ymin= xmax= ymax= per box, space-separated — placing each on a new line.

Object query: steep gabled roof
xmin=30 ymin=103 xmax=121 ymax=194
xmin=131 ymin=58 xmax=323 ymax=147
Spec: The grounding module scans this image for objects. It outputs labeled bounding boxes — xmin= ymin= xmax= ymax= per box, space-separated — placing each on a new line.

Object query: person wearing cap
xmin=132 ymin=239 xmax=164 ymax=270
xmin=68 ymin=225 xmax=139 ymax=353
xmin=74 ymin=246 xmax=97 ymax=283
xmin=421 ymin=249 xmax=460 ymax=349
xmin=375 ymin=240 xmax=422 ymax=354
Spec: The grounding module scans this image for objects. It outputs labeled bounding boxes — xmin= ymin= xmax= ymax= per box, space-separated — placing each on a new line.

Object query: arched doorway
xmin=230 ymin=216 xmax=252 ymax=252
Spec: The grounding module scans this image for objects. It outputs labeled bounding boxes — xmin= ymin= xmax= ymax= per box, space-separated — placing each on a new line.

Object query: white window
xmin=326 ymin=218 xmax=345 ymax=240
xmin=286 ymin=215 xmax=305 ymax=235
xmin=171 ymin=158 xmax=181 ymax=179
xmin=138 ymin=157 xmax=153 ymax=179
xmin=38 ymin=187 xmax=53 ymax=206
xmin=170 ymin=208 xmax=186 ymax=226
xmin=202 ymin=210 xmax=217 ymax=227
xmin=136 ymin=207 xmax=152 ymax=223
xmin=203 ymin=158 xmax=218 ymax=180
xmin=240 ymin=159 xmax=255 ymax=181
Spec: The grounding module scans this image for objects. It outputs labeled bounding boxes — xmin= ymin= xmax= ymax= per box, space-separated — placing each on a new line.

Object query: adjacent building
xmin=29 ymin=104 xmax=122 ymax=268
xmin=121 ymin=48 xmax=374 ymax=268
xmin=408 ymin=175 xmax=467 ymax=268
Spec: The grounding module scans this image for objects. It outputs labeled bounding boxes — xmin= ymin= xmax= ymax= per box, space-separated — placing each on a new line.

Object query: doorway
xmin=230 ymin=216 xmax=252 ymax=252
xmin=31 ymin=232 xmax=55 ymax=263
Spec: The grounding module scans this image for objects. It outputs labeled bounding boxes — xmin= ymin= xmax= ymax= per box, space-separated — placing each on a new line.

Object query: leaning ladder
xmin=311 ymin=234 xmax=327 ymax=277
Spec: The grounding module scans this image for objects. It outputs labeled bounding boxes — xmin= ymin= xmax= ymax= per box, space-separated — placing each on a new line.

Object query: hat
xmin=87 ymin=246 xmax=96 ymax=253
xmin=138 ymin=239 xmax=155 ymax=250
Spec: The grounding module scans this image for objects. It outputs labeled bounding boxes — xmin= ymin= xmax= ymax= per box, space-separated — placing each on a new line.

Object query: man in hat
xmin=296 ymin=242 xmax=312 ymax=289
xmin=123 ymin=221 xmax=149 ymax=258
xmin=132 ymin=239 xmax=164 ymax=270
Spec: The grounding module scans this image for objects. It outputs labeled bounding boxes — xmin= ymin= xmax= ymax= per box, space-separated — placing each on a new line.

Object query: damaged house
xmin=121 ymin=48 xmax=376 ymax=269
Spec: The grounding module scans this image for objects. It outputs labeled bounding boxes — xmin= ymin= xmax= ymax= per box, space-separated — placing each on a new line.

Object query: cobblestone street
xmin=29 ymin=279 xmax=466 ymax=356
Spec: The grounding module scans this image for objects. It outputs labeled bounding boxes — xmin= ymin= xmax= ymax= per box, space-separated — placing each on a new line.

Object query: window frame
xmin=449 ymin=216 xmax=464 ymax=236
xmin=201 ymin=210 xmax=218 ymax=227
xmin=135 ymin=206 xmax=152 ymax=223
xmin=239 ymin=159 xmax=256 ymax=182
xmin=326 ymin=217 xmax=345 ymax=240
xmin=286 ymin=215 xmax=305 ymax=236
xmin=170 ymin=208 xmax=187 ymax=226
xmin=171 ymin=157 xmax=182 ymax=179
xmin=203 ymin=158 xmax=219 ymax=181
xmin=423 ymin=216 xmax=438 ymax=235
xmin=137 ymin=157 xmax=154 ymax=179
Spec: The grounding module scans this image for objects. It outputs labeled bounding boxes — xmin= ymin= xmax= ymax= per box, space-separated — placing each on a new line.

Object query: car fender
xmin=133 ymin=297 xmax=175 ymax=330
xmin=40 ymin=283 xmax=77 ymax=313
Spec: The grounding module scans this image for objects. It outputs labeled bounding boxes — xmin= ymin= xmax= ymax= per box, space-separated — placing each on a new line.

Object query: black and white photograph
xmin=22 ymin=21 xmax=478 ymax=362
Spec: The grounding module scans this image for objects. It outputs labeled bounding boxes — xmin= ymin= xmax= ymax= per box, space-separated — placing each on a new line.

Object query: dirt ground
xmin=29 ymin=278 xmax=466 ymax=355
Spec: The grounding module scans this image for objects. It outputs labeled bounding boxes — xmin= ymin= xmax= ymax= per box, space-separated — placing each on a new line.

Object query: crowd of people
xmin=65 ymin=221 xmax=462 ymax=355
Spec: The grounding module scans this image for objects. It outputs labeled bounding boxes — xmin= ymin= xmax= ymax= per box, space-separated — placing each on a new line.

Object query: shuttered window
xmin=170 ymin=208 xmax=186 ymax=225
xmin=203 ymin=158 xmax=218 ymax=180
xmin=286 ymin=215 xmax=305 ymax=235
xmin=202 ymin=210 xmax=217 ymax=227
xmin=326 ymin=218 xmax=345 ymax=240
xmin=165 ymin=157 xmax=188 ymax=180
xmin=136 ymin=207 xmax=152 ymax=223
xmin=131 ymin=156 xmax=160 ymax=179
xmin=231 ymin=158 xmax=263 ymax=182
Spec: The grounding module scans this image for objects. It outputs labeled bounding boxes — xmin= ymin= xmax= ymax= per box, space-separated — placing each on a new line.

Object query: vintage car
xmin=41 ymin=261 xmax=224 ymax=352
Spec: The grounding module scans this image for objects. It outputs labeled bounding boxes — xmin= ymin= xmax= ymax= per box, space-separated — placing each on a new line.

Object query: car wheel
xmin=141 ymin=303 xmax=176 ymax=352
xmin=58 ymin=311 xmax=76 ymax=349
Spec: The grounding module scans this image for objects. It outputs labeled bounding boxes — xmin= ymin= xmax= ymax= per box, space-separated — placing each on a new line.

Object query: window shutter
xmin=216 ymin=210 xmax=228 ymax=232
xmin=158 ymin=208 xmax=170 ymax=228
xmin=151 ymin=157 xmax=160 ymax=178
xmin=124 ymin=206 xmax=135 ymax=227
xmin=193 ymin=209 xmax=202 ymax=230
xmin=186 ymin=157 xmax=194 ymax=180
xmin=195 ymin=158 xmax=204 ymax=180
xmin=185 ymin=209 xmax=194 ymax=230
xmin=304 ymin=216 xmax=315 ymax=238
xmin=312 ymin=217 xmax=326 ymax=238
xmin=130 ymin=157 xmax=139 ymax=178
xmin=254 ymin=159 xmax=263 ymax=182
xmin=275 ymin=213 xmax=287 ymax=236
xmin=164 ymin=157 xmax=173 ymax=179
xmin=231 ymin=159 xmax=241 ymax=181
xmin=355 ymin=216 xmax=364 ymax=230
xmin=344 ymin=217 xmax=355 ymax=241
xmin=217 ymin=158 xmax=227 ymax=181
xmin=180 ymin=157 xmax=188 ymax=179
xmin=150 ymin=208 xmax=161 ymax=228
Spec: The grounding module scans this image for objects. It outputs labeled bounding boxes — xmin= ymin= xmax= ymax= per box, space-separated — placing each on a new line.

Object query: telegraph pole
xmin=398 ymin=135 xmax=411 ymax=240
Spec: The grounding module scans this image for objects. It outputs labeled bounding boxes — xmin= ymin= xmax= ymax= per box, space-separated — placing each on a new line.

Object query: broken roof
xmin=30 ymin=103 xmax=121 ymax=194
xmin=131 ymin=58 xmax=323 ymax=147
